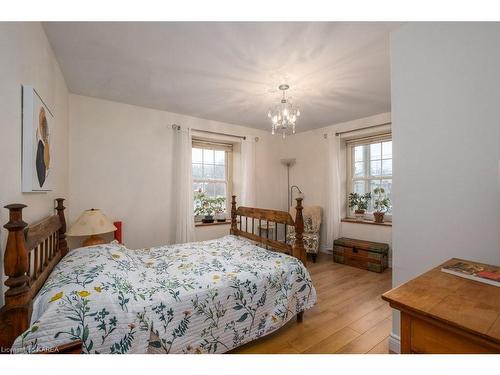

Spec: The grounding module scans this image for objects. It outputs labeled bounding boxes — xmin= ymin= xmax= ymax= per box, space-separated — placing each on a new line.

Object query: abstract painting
xmin=22 ymin=86 xmax=53 ymax=192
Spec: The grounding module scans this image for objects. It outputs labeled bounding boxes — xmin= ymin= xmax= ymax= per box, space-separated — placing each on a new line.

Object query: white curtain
xmin=326 ymin=134 xmax=342 ymax=247
xmin=174 ymin=127 xmax=195 ymax=243
xmin=240 ymin=138 xmax=256 ymax=207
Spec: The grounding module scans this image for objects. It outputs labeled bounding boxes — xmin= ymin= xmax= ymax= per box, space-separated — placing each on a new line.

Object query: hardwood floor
xmin=231 ymin=252 xmax=393 ymax=354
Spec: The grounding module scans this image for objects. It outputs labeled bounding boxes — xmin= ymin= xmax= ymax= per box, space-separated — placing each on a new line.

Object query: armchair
xmin=287 ymin=206 xmax=322 ymax=262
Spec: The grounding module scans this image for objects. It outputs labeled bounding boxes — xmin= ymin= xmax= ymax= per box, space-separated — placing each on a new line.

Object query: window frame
xmin=346 ymin=134 xmax=392 ymax=221
xmin=192 ymin=140 xmax=233 ymax=218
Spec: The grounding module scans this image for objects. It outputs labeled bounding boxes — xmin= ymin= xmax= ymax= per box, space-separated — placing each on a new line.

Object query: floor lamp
xmin=280 ymin=158 xmax=302 ymax=208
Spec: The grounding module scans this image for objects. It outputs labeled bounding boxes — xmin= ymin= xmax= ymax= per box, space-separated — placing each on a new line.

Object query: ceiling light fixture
xmin=267 ymin=84 xmax=300 ymax=139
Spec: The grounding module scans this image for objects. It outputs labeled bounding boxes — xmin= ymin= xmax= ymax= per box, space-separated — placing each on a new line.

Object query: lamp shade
xmin=67 ymin=209 xmax=117 ymax=237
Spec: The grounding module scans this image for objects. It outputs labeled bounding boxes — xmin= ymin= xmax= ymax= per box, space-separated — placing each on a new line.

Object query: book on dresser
xmin=441 ymin=260 xmax=500 ymax=287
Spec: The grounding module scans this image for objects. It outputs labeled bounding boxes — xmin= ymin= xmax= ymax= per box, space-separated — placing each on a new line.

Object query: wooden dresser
xmin=382 ymin=258 xmax=500 ymax=354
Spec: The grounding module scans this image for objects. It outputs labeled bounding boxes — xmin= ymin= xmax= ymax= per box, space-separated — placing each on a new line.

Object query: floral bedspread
xmin=12 ymin=235 xmax=316 ymax=354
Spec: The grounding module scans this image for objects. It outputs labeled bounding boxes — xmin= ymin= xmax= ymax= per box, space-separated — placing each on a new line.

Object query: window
xmin=192 ymin=140 xmax=232 ymax=215
xmin=347 ymin=135 xmax=392 ymax=218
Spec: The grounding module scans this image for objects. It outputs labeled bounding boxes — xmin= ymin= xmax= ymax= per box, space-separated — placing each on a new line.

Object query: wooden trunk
xmin=333 ymin=237 xmax=389 ymax=273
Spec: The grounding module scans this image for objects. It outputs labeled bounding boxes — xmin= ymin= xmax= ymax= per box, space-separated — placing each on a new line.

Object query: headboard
xmin=0 ymin=198 xmax=68 ymax=352
xmin=230 ymin=195 xmax=307 ymax=265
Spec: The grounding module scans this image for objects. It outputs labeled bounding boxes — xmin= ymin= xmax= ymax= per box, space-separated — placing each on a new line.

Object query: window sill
xmin=341 ymin=218 xmax=392 ymax=227
xmin=195 ymin=220 xmax=231 ymax=227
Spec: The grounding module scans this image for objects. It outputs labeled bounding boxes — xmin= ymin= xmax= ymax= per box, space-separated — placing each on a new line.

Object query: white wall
xmin=280 ymin=113 xmax=392 ymax=255
xmin=195 ymin=224 xmax=232 ymax=242
xmin=68 ymin=95 xmax=286 ymax=249
xmin=390 ymin=23 xmax=500 ymax=348
xmin=0 ymin=23 xmax=69 ymax=306
xmin=68 ymin=94 xmax=392 ymax=254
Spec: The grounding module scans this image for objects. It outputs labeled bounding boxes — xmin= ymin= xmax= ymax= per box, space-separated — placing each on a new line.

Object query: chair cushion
xmin=289 ymin=206 xmax=322 ymax=232
xmin=304 ymin=217 xmax=314 ymax=232
xmin=286 ymin=205 xmax=322 ymax=254
xmin=286 ymin=232 xmax=320 ymax=254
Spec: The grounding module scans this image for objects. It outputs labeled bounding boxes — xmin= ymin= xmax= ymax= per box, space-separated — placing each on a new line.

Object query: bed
xmin=0 ymin=196 xmax=316 ymax=354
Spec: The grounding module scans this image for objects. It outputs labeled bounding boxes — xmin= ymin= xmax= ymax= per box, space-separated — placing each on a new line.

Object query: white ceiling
xmin=43 ymin=22 xmax=399 ymax=132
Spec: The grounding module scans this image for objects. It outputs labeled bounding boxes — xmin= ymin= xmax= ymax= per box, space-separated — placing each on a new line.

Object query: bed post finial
xmin=1 ymin=203 xmax=32 ymax=351
xmin=3 ymin=204 xmax=29 ymax=300
xmin=293 ymin=197 xmax=307 ymax=266
xmin=230 ymin=195 xmax=237 ymax=235
xmin=55 ymin=198 xmax=68 ymax=256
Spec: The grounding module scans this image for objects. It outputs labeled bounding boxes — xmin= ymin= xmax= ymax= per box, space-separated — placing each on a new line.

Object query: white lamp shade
xmin=67 ymin=209 xmax=117 ymax=236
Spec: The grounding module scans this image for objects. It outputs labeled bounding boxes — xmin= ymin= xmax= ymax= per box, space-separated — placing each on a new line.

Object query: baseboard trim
xmin=388 ymin=333 xmax=401 ymax=354
xmin=320 ymin=246 xmax=333 ymax=254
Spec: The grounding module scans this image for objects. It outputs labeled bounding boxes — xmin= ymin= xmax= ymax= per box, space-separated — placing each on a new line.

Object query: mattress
xmin=12 ymin=235 xmax=316 ymax=354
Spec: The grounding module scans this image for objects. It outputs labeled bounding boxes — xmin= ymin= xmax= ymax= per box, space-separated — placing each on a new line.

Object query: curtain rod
xmin=335 ymin=122 xmax=392 ymax=136
xmin=172 ymin=124 xmax=246 ymax=140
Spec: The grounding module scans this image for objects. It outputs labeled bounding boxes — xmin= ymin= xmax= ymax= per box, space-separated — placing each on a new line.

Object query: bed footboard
xmin=230 ymin=196 xmax=307 ymax=266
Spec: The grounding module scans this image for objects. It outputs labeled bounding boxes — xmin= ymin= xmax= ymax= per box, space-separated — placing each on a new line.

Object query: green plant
xmin=348 ymin=192 xmax=371 ymax=212
xmin=193 ymin=191 xmax=226 ymax=217
xmin=372 ymin=187 xmax=391 ymax=213
xmin=213 ymin=197 xmax=226 ymax=215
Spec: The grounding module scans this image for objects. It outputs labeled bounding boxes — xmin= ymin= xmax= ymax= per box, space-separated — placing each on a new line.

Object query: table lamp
xmin=67 ymin=208 xmax=117 ymax=247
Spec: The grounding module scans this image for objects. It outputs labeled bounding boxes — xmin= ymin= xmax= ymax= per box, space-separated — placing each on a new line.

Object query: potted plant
xmin=213 ymin=197 xmax=227 ymax=222
xmin=348 ymin=192 xmax=371 ymax=221
xmin=193 ymin=190 xmax=204 ymax=222
xmin=193 ymin=190 xmax=205 ymax=222
xmin=372 ymin=187 xmax=391 ymax=223
xmin=194 ymin=191 xmax=214 ymax=223
xmin=193 ymin=191 xmax=226 ymax=223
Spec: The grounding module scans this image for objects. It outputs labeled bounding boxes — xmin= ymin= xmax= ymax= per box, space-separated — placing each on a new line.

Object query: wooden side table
xmin=382 ymin=258 xmax=500 ymax=354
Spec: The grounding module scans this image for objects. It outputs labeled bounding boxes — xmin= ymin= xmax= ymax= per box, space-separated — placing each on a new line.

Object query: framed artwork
xmin=22 ymin=86 xmax=54 ymax=192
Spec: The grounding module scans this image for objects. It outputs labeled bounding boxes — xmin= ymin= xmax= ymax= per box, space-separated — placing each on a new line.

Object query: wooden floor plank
xmin=367 ymin=337 xmax=390 ymax=354
xmin=349 ymin=303 xmax=392 ymax=334
xmin=231 ymin=253 xmax=393 ymax=354
xmin=303 ymin=326 xmax=361 ymax=353
xmin=336 ymin=318 xmax=392 ymax=354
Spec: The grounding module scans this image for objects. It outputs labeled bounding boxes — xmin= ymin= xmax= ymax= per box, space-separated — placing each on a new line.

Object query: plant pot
xmin=354 ymin=209 xmax=365 ymax=221
xmin=202 ymin=215 xmax=214 ymax=223
xmin=373 ymin=212 xmax=385 ymax=223
xmin=215 ymin=212 xmax=226 ymax=222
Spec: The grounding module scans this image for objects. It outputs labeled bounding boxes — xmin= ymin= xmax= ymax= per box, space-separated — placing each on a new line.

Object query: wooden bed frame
xmin=230 ymin=195 xmax=307 ymax=266
xmin=0 ymin=196 xmax=307 ymax=353
xmin=0 ymin=198 xmax=70 ymax=353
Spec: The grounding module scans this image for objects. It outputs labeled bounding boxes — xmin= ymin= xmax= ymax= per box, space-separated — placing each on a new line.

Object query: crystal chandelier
xmin=267 ymin=84 xmax=300 ymax=138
